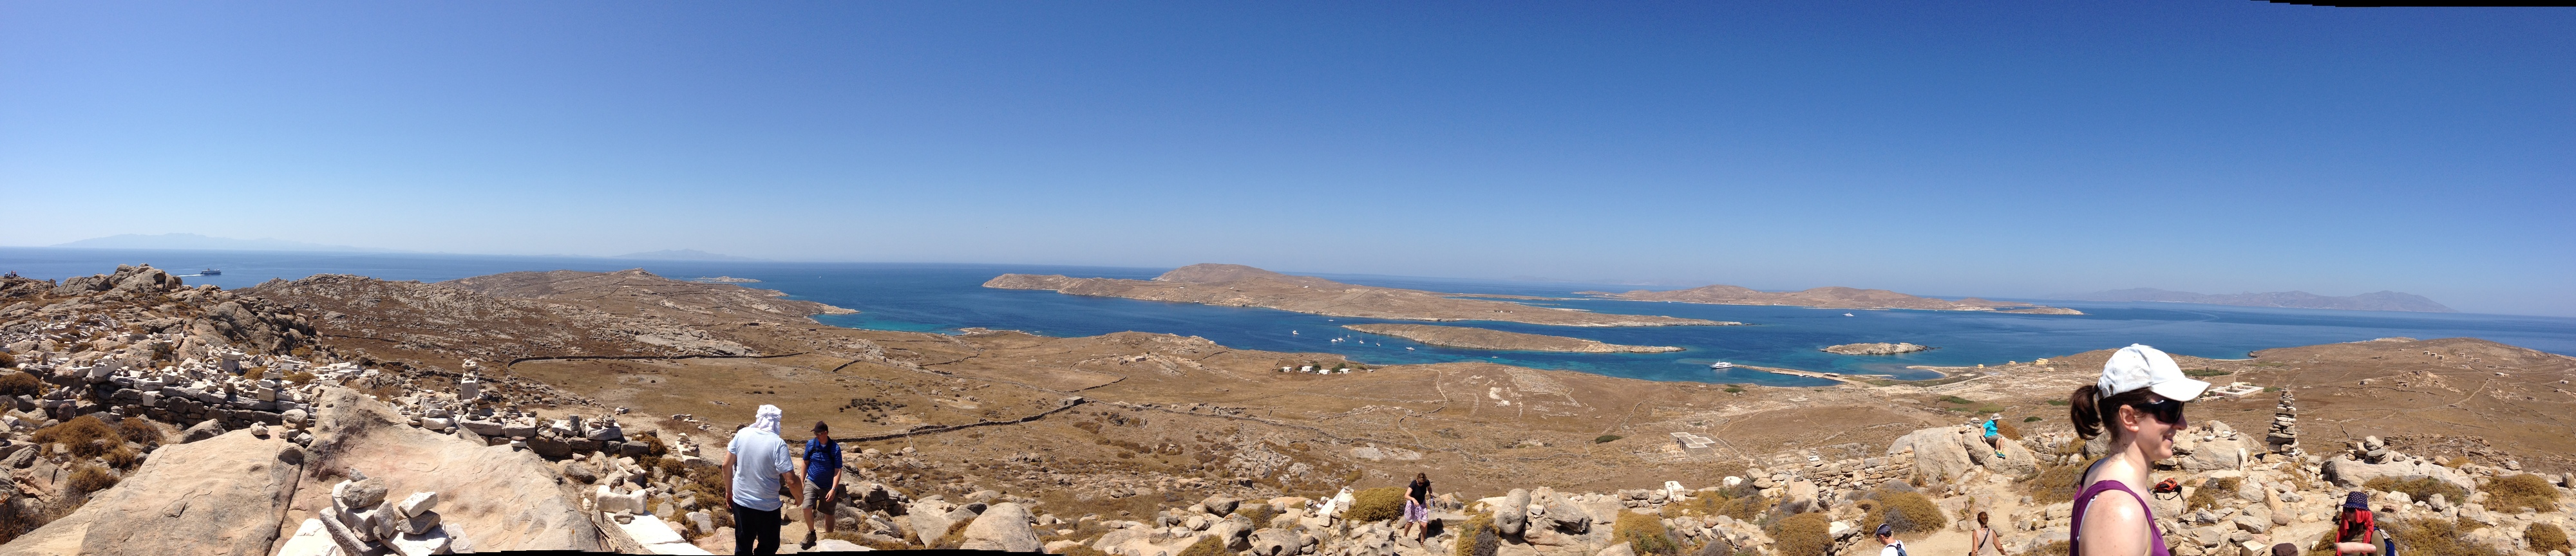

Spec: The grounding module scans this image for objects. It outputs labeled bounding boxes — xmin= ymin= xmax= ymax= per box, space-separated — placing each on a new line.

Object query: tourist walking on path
xmin=1970 ymin=511 xmax=2011 ymax=556
xmin=2067 ymin=344 xmax=2209 ymax=556
xmin=1402 ymin=473 xmax=1433 ymax=542
xmin=1879 ymin=524 xmax=1909 ymax=556
xmin=726 ymin=405 xmax=802 ymax=556
xmin=802 ymin=420 xmax=845 ymax=548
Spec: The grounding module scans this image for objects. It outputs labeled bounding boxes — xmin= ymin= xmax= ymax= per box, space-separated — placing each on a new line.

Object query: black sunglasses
xmin=2128 ymin=396 xmax=2186 ymax=425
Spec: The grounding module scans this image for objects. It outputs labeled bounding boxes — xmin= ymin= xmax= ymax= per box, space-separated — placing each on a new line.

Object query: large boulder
xmin=303 ymin=386 xmax=605 ymax=551
xmin=2321 ymin=455 xmax=2473 ymax=492
xmin=1892 ymin=427 xmax=1976 ymax=485
xmin=1495 ymin=488 xmax=1530 ymax=536
xmin=0 ymin=429 xmax=298 ymax=556
xmin=960 ymin=502 xmax=1043 ymax=552
xmin=1779 ymin=479 xmax=1821 ymax=514
xmin=907 ymin=499 xmax=963 ymax=542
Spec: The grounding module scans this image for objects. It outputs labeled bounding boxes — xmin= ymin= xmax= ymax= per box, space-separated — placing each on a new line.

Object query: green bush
xmin=2023 ymin=416 xmax=2043 ymax=422
xmin=1938 ymin=396 xmax=1975 ymax=405
xmin=1345 ymin=486 xmax=1408 ymax=523
xmin=2477 ymin=474 xmax=2557 ymax=514
xmin=1454 ymin=514 xmax=1499 ymax=556
xmin=1596 ymin=435 xmax=1624 ymax=444
xmin=2364 ymin=477 xmax=2468 ymax=508
xmin=1767 ymin=512 xmax=1833 ymax=556
xmin=1862 ymin=488 xmax=1947 ymax=536
xmin=1615 ymin=510 xmax=1680 ymax=556
xmin=1723 ymin=386 xmax=1744 ymax=394
xmin=2184 ymin=369 xmax=2232 ymax=377
xmin=0 ymin=371 xmax=35 ymax=396
xmin=2526 ymin=523 xmax=2570 ymax=553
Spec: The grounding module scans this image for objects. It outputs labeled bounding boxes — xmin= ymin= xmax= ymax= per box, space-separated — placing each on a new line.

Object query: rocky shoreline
xmin=1343 ymin=324 xmax=1684 ymax=353
xmin=1821 ymin=342 xmax=1935 ymax=355
xmin=987 ymin=264 xmax=1730 ymax=328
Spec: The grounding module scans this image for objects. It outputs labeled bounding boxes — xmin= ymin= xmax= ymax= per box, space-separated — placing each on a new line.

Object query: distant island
xmin=2058 ymin=288 xmax=2454 ymax=313
xmin=50 ymin=232 xmax=393 ymax=252
xmin=612 ymin=249 xmax=762 ymax=261
xmin=1822 ymin=342 xmax=1935 ymax=355
xmin=1343 ymin=324 xmax=1685 ymax=353
xmin=1580 ymin=284 xmax=2083 ymax=314
xmin=985 ymin=263 xmax=1733 ymax=327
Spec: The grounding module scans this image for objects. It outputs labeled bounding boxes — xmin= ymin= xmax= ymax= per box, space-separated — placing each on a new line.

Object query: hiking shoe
xmin=802 ymin=530 xmax=818 ymax=548
xmin=1996 ymin=452 xmax=2007 ymax=458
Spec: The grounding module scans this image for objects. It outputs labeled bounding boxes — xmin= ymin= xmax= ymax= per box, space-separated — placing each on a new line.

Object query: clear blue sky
xmin=3 ymin=1 xmax=2570 ymax=315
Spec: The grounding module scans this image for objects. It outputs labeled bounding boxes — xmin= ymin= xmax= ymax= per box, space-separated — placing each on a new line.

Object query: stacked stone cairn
xmin=2354 ymin=435 xmax=2398 ymax=464
xmin=2265 ymin=390 xmax=2300 ymax=458
xmin=316 ymin=477 xmax=459 ymax=555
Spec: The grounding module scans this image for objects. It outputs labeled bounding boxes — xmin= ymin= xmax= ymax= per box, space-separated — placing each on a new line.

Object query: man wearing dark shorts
xmin=800 ymin=421 xmax=844 ymax=548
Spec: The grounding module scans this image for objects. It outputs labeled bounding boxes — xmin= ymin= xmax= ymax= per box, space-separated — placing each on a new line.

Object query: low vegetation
xmin=1455 ymin=513 xmax=1499 ymax=556
xmin=2363 ymin=477 xmax=2468 ymax=507
xmin=68 ymin=464 xmax=119 ymax=493
xmin=2022 ymin=459 xmax=2093 ymax=504
xmin=2188 ymin=477 xmax=2240 ymax=511
xmin=2527 ymin=523 xmax=2571 ymax=554
xmin=2184 ymin=369 xmax=2232 ymax=378
xmin=1766 ymin=512 xmax=1832 ymax=556
xmin=1615 ymin=510 xmax=1681 ymax=556
xmin=0 ymin=371 xmax=39 ymax=396
xmin=32 ymin=416 xmax=120 ymax=458
xmin=1176 ymin=534 xmax=1227 ymax=556
xmin=2381 ymin=517 xmax=2505 ymax=556
xmin=1344 ymin=486 xmax=1407 ymax=523
xmin=1861 ymin=487 xmax=1948 ymax=536
xmin=1596 ymin=435 xmax=1624 ymax=444
xmin=2476 ymin=473 xmax=2557 ymax=514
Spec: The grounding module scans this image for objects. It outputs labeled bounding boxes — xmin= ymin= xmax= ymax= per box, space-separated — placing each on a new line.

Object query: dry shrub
xmin=0 ymin=371 xmax=38 ymax=396
xmin=2022 ymin=459 xmax=2094 ymax=504
xmin=284 ymin=371 xmax=316 ymax=385
xmin=1238 ymin=504 xmax=1280 ymax=526
xmin=1041 ymin=518 xmax=1113 ymax=544
xmin=68 ymin=464 xmax=118 ymax=493
xmin=1057 ymin=544 xmax=1115 ymax=556
xmin=2527 ymin=523 xmax=2571 ymax=553
xmin=2476 ymin=474 xmax=2557 ymax=514
xmin=1454 ymin=513 xmax=1499 ymax=556
xmin=116 ymin=419 xmax=166 ymax=446
xmin=1766 ymin=512 xmax=1832 ymax=556
xmin=1996 ymin=421 xmax=2024 ymax=440
xmin=1615 ymin=510 xmax=1681 ymax=556
xmin=102 ymin=445 xmax=142 ymax=470
xmin=2189 ymin=477 xmax=2240 ymax=512
xmin=1862 ymin=488 xmax=1948 ymax=536
xmin=32 ymin=416 xmax=118 ymax=458
xmin=0 ymin=352 xmax=15 ymax=369
xmin=1175 ymin=534 xmax=1227 ymax=556
xmin=2032 ymin=541 xmax=2070 ymax=556
xmin=930 ymin=518 xmax=975 ymax=548
xmin=2364 ymin=477 xmax=2468 ymax=506
xmin=1345 ymin=486 xmax=1408 ymax=523
xmin=2382 ymin=517 xmax=2504 ymax=556
xmin=1714 ymin=495 xmax=1773 ymax=523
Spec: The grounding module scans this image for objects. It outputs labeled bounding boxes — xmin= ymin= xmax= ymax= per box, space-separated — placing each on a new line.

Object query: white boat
xmin=1709 ymin=362 xmax=1735 ymax=369
xmin=1843 ymin=313 xmax=1855 ymax=317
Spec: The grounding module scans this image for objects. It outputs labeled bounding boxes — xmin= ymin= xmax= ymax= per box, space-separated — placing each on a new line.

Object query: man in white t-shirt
xmin=1879 ymin=523 xmax=1908 ymax=556
xmin=725 ymin=405 xmax=801 ymax=555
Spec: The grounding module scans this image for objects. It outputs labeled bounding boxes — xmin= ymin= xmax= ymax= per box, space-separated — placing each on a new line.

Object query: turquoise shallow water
xmin=8 ymin=248 xmax=2572 ymax=387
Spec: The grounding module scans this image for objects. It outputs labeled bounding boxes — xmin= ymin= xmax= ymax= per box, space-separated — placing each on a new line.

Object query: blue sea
xmin=8 ymin=247 xmax=2572 ymax=387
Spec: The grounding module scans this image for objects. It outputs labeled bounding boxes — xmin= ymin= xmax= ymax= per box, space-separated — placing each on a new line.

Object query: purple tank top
xmin=2068 ymin=479 xmax=2172 ymax=556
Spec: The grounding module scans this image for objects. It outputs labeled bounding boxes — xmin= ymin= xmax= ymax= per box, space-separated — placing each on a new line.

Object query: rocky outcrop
xmin=0 ymin=429 xmax=302 ymax=556
xmin=961 ymin=502 xmax=1043 ymax=552
xmin=1821 ymin=342 xmax=1935 ymax=355
xmin=1342 ymin=324 xmax=1685 ymax=353
xmin=303 ymin=386 xmax=606 ymax=551
xmin=986 ymin=264 xmax=1729 ymax=327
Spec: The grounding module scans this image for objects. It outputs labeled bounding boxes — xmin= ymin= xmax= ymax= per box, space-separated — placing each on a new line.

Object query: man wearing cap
xmin=2066 ymin=344 xmax=2210 ymax=556
xmin=1878 ymin=523 xmax=1908 ymax=556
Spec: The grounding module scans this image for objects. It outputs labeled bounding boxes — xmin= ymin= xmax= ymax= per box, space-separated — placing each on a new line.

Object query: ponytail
xmin=2069 ymin=385 xmax=2105 ymax=439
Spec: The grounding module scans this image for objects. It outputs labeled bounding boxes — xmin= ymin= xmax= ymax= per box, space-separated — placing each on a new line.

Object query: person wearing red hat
xmin=2066 ymin=345 xmax=2210 ymax=556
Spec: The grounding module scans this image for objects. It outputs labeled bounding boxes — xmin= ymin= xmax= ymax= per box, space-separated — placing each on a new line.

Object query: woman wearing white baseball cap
xmin=2066 ymin=344 xmax=2209 ymax=556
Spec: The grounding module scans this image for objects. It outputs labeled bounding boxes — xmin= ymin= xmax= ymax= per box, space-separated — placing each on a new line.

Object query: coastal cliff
xmin=985 ymin=264 xmax=1730 ymax=327
xmin=1342 ymin=324 xmax=1685 ymax=353
xmin=1584 ymin=284 xmax=2081 ymax=313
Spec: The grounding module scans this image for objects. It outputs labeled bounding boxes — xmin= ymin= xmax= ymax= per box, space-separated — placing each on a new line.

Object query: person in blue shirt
xmin=1983 ymin=414 xmax=2006 ymax=459
xmin=726 ymin=405 xmax=800 ymax=556
xmin=800 ymin=420 xmax=844 ymax=548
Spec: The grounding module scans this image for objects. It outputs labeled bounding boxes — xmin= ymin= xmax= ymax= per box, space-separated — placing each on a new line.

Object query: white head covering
xmin=751 ymin=404 xmax=783 ymax=436
xmin=2099 ymin=344 xmax=2210 ymax=402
